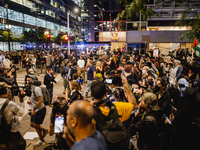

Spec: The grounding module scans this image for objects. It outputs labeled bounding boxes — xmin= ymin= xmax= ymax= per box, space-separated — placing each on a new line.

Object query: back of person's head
xmin=114 ymin=88 xmax=125 ymax=102
xmin=72 ymin=73 xmax=78 ymax=80
xmin=68 ymin=100 xmax=94 ymax=128
xmin=91 ymin=80 xmax=106 ymax=99
xmin=0 ymin=67 xmax=4 ymax=75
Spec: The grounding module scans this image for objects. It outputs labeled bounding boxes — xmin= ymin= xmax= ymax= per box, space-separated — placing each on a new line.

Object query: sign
xmin=153 ymin=49 xmax=159 ymax=57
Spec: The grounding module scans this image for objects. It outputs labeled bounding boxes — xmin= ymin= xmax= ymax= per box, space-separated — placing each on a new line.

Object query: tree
xmin=116 ymin=0 xmax=158 ymax=22
xmin=175 ymin=10 xmax=200 ymax=42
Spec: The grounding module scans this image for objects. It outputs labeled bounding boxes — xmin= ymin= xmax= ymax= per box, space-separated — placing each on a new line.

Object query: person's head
xmin=0 ymin=82 xmax=12 ymax=99
xmin=147 ymin=74 xmax=155 ymax=86
xmin=26 ymin=75 xmax=37 ymax=86
xmin=178 ymin=78 xmax=188 ymax=92
xmin=174 ymin=59 xmax=181 ymax=67
xmin=88 ymin=60 xmax=93 ymax=66
xmin=156 ymin=77 xmax=167 ymax=92
xmin=66 ymin=100 xmax=94 ymax=137
xmin=48 ymin=67 xmax=53 ymax=74
xmin=96 ymin=61 xmax=101 ymax=67
xmin=72 ymin=73 xmax=78 ymax=80
xmin=0 ymin=67 xmax=4 ymax=76
xmin=168 ymin=63 xmax=173 ymax=69
xmin=142 ymin=66 xmax=149 ymax=76
xmin=91 ymin=80 xmax=106 ymax=100
xmin=67 ymin=60 xmax=72 ymax=66
xmin=139 ymin=92 xmax=160 ymax=112
xmin=80 ymin=56 xmax=83 ymax=60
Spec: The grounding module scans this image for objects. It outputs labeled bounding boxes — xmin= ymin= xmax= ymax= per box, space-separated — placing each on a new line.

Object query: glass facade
xmin=94 ymin=0 xmax=126 ymax=34
xmin=0 ymin=0 xmax=81 ymax=40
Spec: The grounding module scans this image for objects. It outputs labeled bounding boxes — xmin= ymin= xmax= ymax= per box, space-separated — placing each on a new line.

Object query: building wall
xmin=81 ymin=0 xmax=94 ymax=42
xmin=0 ymin=0 xmax=81 ymax=39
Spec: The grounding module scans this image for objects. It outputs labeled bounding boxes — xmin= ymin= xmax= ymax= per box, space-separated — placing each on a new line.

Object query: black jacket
xmin=44 ymin=73 xmax=56 ymax=89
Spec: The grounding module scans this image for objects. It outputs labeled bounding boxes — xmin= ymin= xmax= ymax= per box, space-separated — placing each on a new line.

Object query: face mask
xmin=142 ymin=70 xmax=146 ymax=74
xmin=148 ymin=80 xmax=154 ymax=86
xmin=154 ymin=85 xmax=160 ymax=93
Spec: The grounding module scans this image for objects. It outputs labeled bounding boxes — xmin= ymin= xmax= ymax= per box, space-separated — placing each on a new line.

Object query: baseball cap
xmin=143 ymin=92 xmax=160 ymax=111
xmin=178 ymin=78 xmax=188 ymax=91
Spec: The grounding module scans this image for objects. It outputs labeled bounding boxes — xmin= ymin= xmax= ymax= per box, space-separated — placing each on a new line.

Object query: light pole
xmin=5 ymin=24 xmax=12 ymax=51
xmin=67 ymin=11 xmax=70 ymax=55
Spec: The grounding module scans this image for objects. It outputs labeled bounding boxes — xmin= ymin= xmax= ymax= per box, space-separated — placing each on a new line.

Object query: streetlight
xmin=5 ymin=24 xmax=12 ymax=51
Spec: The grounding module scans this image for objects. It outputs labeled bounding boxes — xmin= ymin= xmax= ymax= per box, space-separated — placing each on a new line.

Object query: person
xmin=30 ymin=55 xmax=39 ymax=76
xmin=25 ymin=54 xmax=31 ymax=74
xmin=0 ymin=51 xmax=5 ymax=67
xmin=131 ymin=92 xmax=162 ymax=150
xmin=145 ymin=74 xmax=156 ymax=93
xmin=63 ymin=100 xmax=107 ymax=150
xmin=63 ymin=60 xmax=71 ymax=93
xmin=40 ymin=54 xmax=46 ymax=74
xmin=77 ymin=56 xmax=85 ymax=81
xmin=0 ymin=82 xmax=26 ymax=150
xmin=44 ymin=67 xmax=59 ymax=102
xmin=174 ymin=59 xmax=183 ymax=81
xmin=85 ymin=60 xmax=96 ymax=97
xmin=3 ymin=55 xmax=11 ymax=69
xmin=154 ymin=77 xmax=171 ymax=117
xmin=48 ymin=96 xmax=70 ymax=150
xmin=26 ymin=75 xmax=48 ymax=147
xmin=9 ymin=60 xmax=18 ymax=86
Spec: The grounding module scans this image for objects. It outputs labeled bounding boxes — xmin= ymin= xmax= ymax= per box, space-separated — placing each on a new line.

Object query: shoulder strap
xmin=1 ymin=100 xmax=9 ymax=113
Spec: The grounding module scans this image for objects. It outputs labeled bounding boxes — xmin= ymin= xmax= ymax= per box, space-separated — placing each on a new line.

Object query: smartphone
xmin=105 ymin=79 xmax=112 ymax=84
xmin=134 ymin=89 xmax=138 ymax=92
xmin=163 ymin=114 xmax=171 ymax=125
xmin=54 ymin=115 xmax=64 ymax=134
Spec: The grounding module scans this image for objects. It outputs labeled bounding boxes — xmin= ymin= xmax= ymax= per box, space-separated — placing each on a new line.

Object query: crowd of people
xmin=0 ymin=47 xmax=200 ymax=150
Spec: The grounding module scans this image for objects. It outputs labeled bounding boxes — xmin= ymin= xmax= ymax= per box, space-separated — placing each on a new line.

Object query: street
xmin=15 ymin=68 xmax=87 ymax=150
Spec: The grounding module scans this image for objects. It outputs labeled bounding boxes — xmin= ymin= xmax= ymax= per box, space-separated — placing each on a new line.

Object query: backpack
xmin=93 ymin=102 xmax=130 ymax=150
xmin=61 ymin=69 xmax=66 ymax=78
xmin=33 ymin=85 xmax=51 ymax=106
xmin=0 ymin=100 xmax=11 ymax=144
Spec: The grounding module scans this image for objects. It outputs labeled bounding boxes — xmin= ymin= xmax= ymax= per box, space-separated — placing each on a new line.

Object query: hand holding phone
xmin=54 ymin=115 xmax=64 ymax=134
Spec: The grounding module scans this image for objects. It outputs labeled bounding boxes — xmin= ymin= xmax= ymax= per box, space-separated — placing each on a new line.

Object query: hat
xmin=174 ymin=59 xmax=181 ymax=64
xmin=178 ymin=78 xmax=188 ymax=91
xmin=143 ymin=92 xmax=160 ymax=111
xmin=0 ymin=82 xmax=12 ymax=88
xmin=28 ymin=68 xmax=34 ymax=74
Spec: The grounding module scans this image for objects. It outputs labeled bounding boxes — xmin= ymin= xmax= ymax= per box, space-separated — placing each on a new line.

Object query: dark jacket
xmin=44 ymin=73 xmax=56 ymax=89
xmin=131 ymin=112 xmax=162 ymax=150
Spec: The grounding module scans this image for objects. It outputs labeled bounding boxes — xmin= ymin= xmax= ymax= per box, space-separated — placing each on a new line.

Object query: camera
xmin=11 ymin=85 xmax=32 ymax=97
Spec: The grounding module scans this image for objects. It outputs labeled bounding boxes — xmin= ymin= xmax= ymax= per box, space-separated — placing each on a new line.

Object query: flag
xmin=193 ymin=38 xmax=200 ymax=57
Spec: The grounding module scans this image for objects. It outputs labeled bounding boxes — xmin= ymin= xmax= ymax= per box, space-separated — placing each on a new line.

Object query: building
xmin=94 ymin=0 xmax=126 ymax=50
xmin=0 ymin=0 xmax=81 ymax=51
xmin=80 ymin=0 xmax=94 ymax=42
xmin=126 ymin=0 xmax=200 ymax=54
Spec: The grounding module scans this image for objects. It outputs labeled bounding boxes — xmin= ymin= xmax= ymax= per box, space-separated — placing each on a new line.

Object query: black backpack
xmin=0 ymin=100 xmax=11 ymax=144
xmin=93 ymin=102 xmax=130 ymax=150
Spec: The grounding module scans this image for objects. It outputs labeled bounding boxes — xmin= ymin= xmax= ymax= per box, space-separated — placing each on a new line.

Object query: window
xmin=95 ymin=12 xmax=102 ymax=21
xmin=95 ymin=22 xmax=102 ymax=31
xmin=111 ymin=22 xmax=118 ymax=31
xmin=0 ymin=7 xmax=7 ymax=19
xmin=103 ymin=12 xmax=110 ymax=21
xmin=103 ymin=1 xmax=110 ymax=10
xmin=8 ymin=9 xmax=23 ymax=23
xmin=94 ymin=1 xmax=102 ymax=11
xmin=111 ymin=11 xmax=118 ymax=21
xmin=103 ymin=22 xmax=110 ymax=31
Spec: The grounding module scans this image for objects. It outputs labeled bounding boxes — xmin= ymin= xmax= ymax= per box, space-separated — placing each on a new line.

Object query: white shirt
xmin=32 ymin=57 xmax=36 ymax=65
xmin=0 ymin=98 xmax=25 ymax=132
xmin=3 ymin=59 xmax=11 ymax=68
xmin=77 ymin=59 xmax=85 ymax=69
